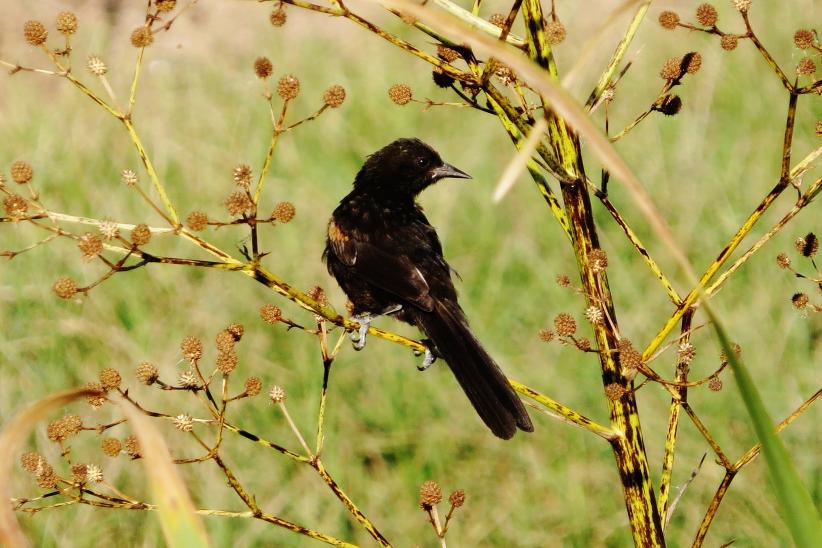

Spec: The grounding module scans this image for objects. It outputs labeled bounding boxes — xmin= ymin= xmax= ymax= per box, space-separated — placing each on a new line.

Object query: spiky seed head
xmin=225 ymin=191 xmax=253 ymax=216
xmin=78 ymin=232 xmax=103 ymax=260
xmin=696 ymin=4 xmax=718 ymax=26
xmin=323 ymin=85 xmax=346 ymax=108
xmin=554 ymin=313 xmax=576 ymax=337
xmin=709 ymin=375 xmax=723 ymax=391
xmin=121 ymin=169 xmax=138 ymax=186
xmin=136 ymin=361 xmax=159 ymax=385
xmin=124 ymin=435 xmax=140 ymax=457
xmin=677 ymin=342 xmax=696 ymax=364
xmin=186 ymin=210 xmax=209 ymax=231
xmin=227 ymin=323 xmax=244 ymax=341
xmin=538 ymin=328 xmax=555 ymax=342
xmin=36 ymin=464 xmax=58 ymax=489
xmin=618 ymin=339 xmax=644 ymax=371
xmin=85 ymin=382 xmax=107 ymax=408
xmin=173 ymin=414 xmax=194 ymax=432
xmin=3 ymin=194 xmax=28 ymax=219
xmin=589 ymin=249 xmax=608 ymax=272
xmin=308 ymin=285 xmax=328 ymax=306
xmin=53 ymin=277 xmax=79 ymax=300
xmin=794 ymin=29 xmax=814 ymax=49
xmin=556 ymin=274 xmax=571 ymax=287
xmin=733 ymin=0 xmax=751 ymax=13
xmin=86 ymin=55 xmax=108 ymax=76
xmin=419 ymin=480 xmax=443 ymax=508
xmin=605 ymin=383 xmax=626 ymax=401
xmin=816 ymin=120 xmax=822 ymax=137
xmin=776 ymin=253 xmax=791 ymax=269
xmin=268 ymin=385 xmax=286 ymax=403
xmin=660 ymin=57 xmax=682 ymax=80
xmin=449 ymin=489 xmax=465 ymax=508
xmin=585 ymin=306 xmax=604 ymax=325
xmin=178 ymin=369 xmax=199 ymax=388
xmin=56 ymin=11 xmax=78 ymax=35
xmin=157 ymin=0 xmax=177 ymax=11
xmin=658 ymin=11 xmax=679 ymax=29
xmin=215 ymin=330 xmax=236 ymax=353
xmin=488 ymin=13 xmax=506 ymax=28
xmin=216 ymin=351 xmax=238 ymax=374
xmin=437 ymin=45 xmax=461 ymax=63
xmin=270 ymin=8 xmax=287 ymax=27
xmin=575 ymin=337 xmax=592 ymax=351
xmin=254 ymin=57 xmax=273 ymax=79
xmin=10 ymin=161 xmax=33 ymax=184
xmin=181 ymin=335 xmax=203 ymax=363
xmin=388 ymin=84 xmax=412 ymax=105
xmin=794 ymin=236 xmax=807 ymax=253
xmin=800 ymin=233 xmax=819 ymax=257
xmin=720 ymin=34 xmax=739 ymax=51
xmin=260 ymin=304 xmax=282 ymax=323
xmin=85 ymin=464 xmax=103 ymax=483
xmin=491 ymin=60 xmax=514 ymax=85
xmin=24 ymin=21 xmax=48 ymax=46
xmin=233 ymin=164 xmax=253 ymax=188
xmin=101 ymin=438 xmax=122 ymax=457
xmin=131 ymin=224 xmax=152 ymax=246
xmin=99 ymin=368 xmax=122 ymax=390
xmin=792 ymin=292 xmax=810 ymax=309
xmin=277 ymin=74 xmax=300 ymax=100
xmin=47 ymin=419 xmax=68 ymax=442
xmin=130 ymin=26 xmax=153 ymax=48
xmin=21 ymin=452 xmax=45 ymax=473
xmin=797 ymin=58 xmax=816 ymax=76
xmin=99 ymin=219 xmax=120 ymax=241
xmin=70 ymin=463 xmax=89 ymax=483
xmin=272 ymin=201 xmax=296 ymax=223
xmin=244 ymin=377 xmax=263 ymax=396
xmin=685 ymin=52 xmax=703 ymax=74
xmin=545 ymin=21 xmax=566 ymax=45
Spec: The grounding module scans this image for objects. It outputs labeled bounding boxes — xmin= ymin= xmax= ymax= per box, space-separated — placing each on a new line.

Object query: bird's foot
xmin=418 ymin=347 xmax=437 ymax=371
xmin=351 ymin=314 xmax=372 ymax=351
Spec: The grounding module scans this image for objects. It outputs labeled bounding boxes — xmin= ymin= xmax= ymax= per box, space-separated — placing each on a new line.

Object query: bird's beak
xmin=431 ymin=162 xmax=472 ymax=181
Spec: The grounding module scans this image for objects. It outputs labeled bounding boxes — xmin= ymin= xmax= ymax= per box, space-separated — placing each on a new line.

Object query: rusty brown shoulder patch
xmin=328 ymin=221 xmax=349 ymax=242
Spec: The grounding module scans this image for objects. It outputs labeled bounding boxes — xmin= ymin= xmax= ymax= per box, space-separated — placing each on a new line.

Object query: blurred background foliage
xmin=1 ymin=0 xmax=821 ymax=546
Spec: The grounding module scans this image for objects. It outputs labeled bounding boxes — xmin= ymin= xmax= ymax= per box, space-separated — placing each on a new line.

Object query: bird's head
xmin=353 ymin=138 xmax=471 ymax=197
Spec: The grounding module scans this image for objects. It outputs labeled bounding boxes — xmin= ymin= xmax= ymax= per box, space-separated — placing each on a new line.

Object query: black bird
xmin=323 ymin=138 xmax=534 ymax=439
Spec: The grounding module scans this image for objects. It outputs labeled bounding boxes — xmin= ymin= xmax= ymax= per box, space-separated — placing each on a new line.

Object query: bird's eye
xmin=416 ymin=157 xmax=428 ymax=167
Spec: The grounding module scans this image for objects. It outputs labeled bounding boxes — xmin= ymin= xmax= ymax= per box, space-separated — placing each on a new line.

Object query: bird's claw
xmin=351 ymin=314 xmax=372 ymax=351
xmin=418 ymin=347 xmax=437 ymax=371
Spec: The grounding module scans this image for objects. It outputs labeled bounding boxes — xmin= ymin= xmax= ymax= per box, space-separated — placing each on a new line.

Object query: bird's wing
xmin=329 ymin=232 xmax=435 ymax=312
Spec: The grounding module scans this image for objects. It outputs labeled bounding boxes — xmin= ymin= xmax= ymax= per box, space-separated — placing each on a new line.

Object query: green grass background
xmin=1 ymin=1 xmax=821 ymax=546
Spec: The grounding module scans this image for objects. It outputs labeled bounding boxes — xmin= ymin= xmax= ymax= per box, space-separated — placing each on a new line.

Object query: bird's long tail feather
xmin=415 ymin=300 xmax=534 ymax=439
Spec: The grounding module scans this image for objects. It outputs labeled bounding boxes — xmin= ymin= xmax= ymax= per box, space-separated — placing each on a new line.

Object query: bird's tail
xmin=415 ymin=300 xmax=534 ymax=439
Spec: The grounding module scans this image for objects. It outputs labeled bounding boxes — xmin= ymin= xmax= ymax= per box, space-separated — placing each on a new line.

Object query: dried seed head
xmin=216 ymin=351 xmax=238 ymax=374
xmin=260 ymin=304 xmax=282 ymax=323
xmin=244 ymin=377 xmax=263 ymax=396
xmin=794 ymin=236 xmax=807 ymax=253
xmin=157 ymin=0 xmax=177 ymax=12
xmin=53 ymin=277 xmax=79 ymax=300
xmin=538 ymin=328 xmax=555 ymax=342
xmin=56 ymin=11 xmax=78 ymax=35
xmin=658 ymin=94 xmax=683 ymax=116
xmin=545 ymin=21 xmax=566 ymax=45
xmin=696 ymin=4 xmax=718 ymax=26
xmin=323 ymin=85 xmax=347 ymax=108
xmin=254 ymin=57 xmax=273 ymax=79
xmin=85 ymin=382 xmax=106 ymax=408
xmin=24 ymin=21 xmax=48 ymax=46
xmin=449 ymin=489 xmax=465 ymax=508
xmin=658 ymin=11 xmax=679 ymax=29
xmin=419 ymin=480 xmax=443 ymax=508
xmin=272 ymin=201 xmax=296 ymax=223
xmin=131 ymin=223 xmax=152 ymax=246
xmin=124 ymin=435 xmax=140 ymax=458
xmin=677 ymin=342 xmax=696 ymax=364
xmin=86 ymin=55 xmax=108 ymax=77
xmin=3 ymin=194 xmax=28 ymax=219
xmin=21 ymin=452 xmax=45 ymax=473
xmin=101 ymin=438 xmax=122 ymax=457
xmin=99 ymin=368 xmax=122 ymax=390
xmin=215 ymin=329 xmax=236 ymax=353
xmin=685 ymin=52 xmax=702 ymax=74
xmin=776 ymin=253 xmax=791 ymax=269
xmin=488 ymin=13 xmax=506 ymax=28
xmin=136 ymin=361 xmax=159 ymax=385
xmin=233 ymin=164 xmax=253 ymax=188
xmin=437 ymin=45 xmax=461 ymax=63
xmin=792 ymin=292 xmax=810 ymax=309
xmin=308 ymin=285 xmax=328 ymax=306
xmin=590 ymin=249 xmax=608 ymax=272
xmin=556 ymin=274 xmax=571 ymax=288
xmin=277 ymin=74 xmax=300 ymax=100
xmin=268 ymin=385 xmax=286 ymax=403
xmin=800 ymin=232 xmax=819 ymax=257
xmin=270 ymin=7 xmax=287 ymax=27
xmin=794 ymin=29 xmax=814 ymax=49
xmin=186 ymin=210 xmax=209 ymax=231
xmin=708 ymin=375 xmax=723 ymax=391
xmin=178 ymin=369 xmax=199 ymax=388
xmin=227 ymin=323 xmax=244 ymax=341
xmin=121 ymin=169 xmax=138 ymax=186
xmin=85 ymin=464 xmax=103 ymax=483
xmin=618 ymin=339 xmax=644 ymax=371
xmin=70 ymin=463 xmax=89 ymax=483
xmin=719 ymin=343 xmax=742 ymax=364
xmin=388 ymin=84 xmax=413 ymax=105
xmin=99 ymin=219 xmax=120 ymax=241
xmin=585 ymin=306 xmax=603 ymax=325
xmin=797 ymin=57 xmax=816 ymax=76
xmin=36 ymin=464 xmax=58 ymax=489
xmin=225 ymin=191 xmax=253 ymax=216
xmin=660 ymin=57 xmax=683 ymax=80
xmin=130 ymin=26 xmax=154 ymax=48
xmin=47 ymin=418 xmax=69 ymax=442
xmin=817 ymin=120 xmax=822 ymax=137
xmin=720 ymin=34 xmax=739 ymax=51
xmin=78 ymin=232 xmax=103 ymax=260
xmin=575 ymin=337 xmax=592 ymax=352
xmin=605 ymin=383 xmax=626 ymax=401
xmin=173 ymin=414 xmax=193 ymax=432
xmin=181 ymin=335 xmax=203 ymax=363
xmin=491 ymin=60 xmax=514 ymax=85
xmin=602 ymin=87 xmax=615 ymax=102
xmin=733 ymin=0 xmax=751 ymax=13
xmin=10 ymin=160 xmax=33 ymax=184
xmin=553 ymin=313 xmax=576 ymax=337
